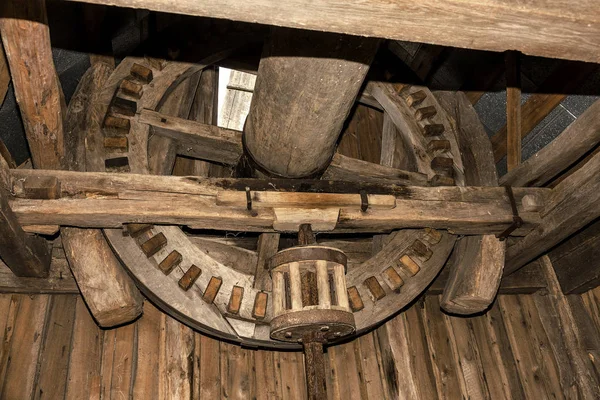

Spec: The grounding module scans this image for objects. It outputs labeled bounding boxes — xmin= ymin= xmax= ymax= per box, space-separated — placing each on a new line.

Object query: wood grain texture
xmin=436 ymin=91 xmax=505 ymax=315
xmin=549 ymin=219 xmax=600 ymax=294
xmin=61 ymin=60 xmax=143 ymax=328
xmin=62 ymin=228 xmax=143 ymax=327
xmin=491 ymin=61 xmax=597 ymax=163
xmin=533 ymin=256 xmax=600 ymax=399
xmin=500 ymin=99 xmax=600 ymax=187
xmin=65 ymin=0 xmax=600 ymax=63
xmin=0 ymin=290 xmax=599 ymax=398
xmin=140 ymin=108 xmax=243 ymax=166
xmin=245 ymin=28 xmax=378 ymax=177
xmin=0 ymin=0 xmax=65 ymax=169
xmin=322 ymin=153 xmax=428 ymax=186
xmin=0 ymin=154 xmax=51 ymax=277
xmin=8 ymin=170 xmax=546 ymax=236
xmin=505 ymin=51 xmax=522 ymax=171
xmin=506 ymin=150 xmax=600 ymax=273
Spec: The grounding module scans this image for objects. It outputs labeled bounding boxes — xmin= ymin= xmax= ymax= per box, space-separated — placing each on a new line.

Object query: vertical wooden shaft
xmin=0 ymin=0 xmax=65 ymax=170
xmin=298 ymin=223 xmax=315 ymax=246
xmin=303 ymin=340 xmax=327 ymax=400
xmin=245 ymin=28 xmax=378 ymax=178
xmin=505 ymin=50 xmax=522 ymax=171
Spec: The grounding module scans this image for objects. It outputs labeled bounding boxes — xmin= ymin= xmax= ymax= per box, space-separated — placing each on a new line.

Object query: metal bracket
xmin=245 ymin=186 xmax=252 ymax=210
xmin=496 ymin=185 xmax=523 ymax=241
xmin=359 ymin=190 xmax=369 ymax=212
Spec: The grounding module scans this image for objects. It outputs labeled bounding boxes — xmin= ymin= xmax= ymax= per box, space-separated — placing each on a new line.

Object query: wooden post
xmin=244 ymin=28 xmax=378 ymax=177
xmin=0 ymin=0 xmax=66 ymax=170
xmin=505 ymin=51 xmax=521 ymax=171
xmin=1 ymin=0 xmax=143 ymax=327
xmin=61 ymin=62 xmax=144 ymax=327
xmin=0 ymin=152 xmax=51 ymax=277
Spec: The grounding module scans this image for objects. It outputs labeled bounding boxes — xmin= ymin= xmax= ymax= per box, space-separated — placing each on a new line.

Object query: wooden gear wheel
xmin=82 ymin=55 xmax=489 ymax=350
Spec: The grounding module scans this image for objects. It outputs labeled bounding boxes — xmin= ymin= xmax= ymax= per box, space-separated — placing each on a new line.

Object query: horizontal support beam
xmin=500 ymin=99 xmax=600 ymax=187
xmin=62 ymin=0 xmax=600 ymax=63
xmin=429 ymin=259 xmax=546 ymax=295
xmin=8 ymin=169 xmax=546 ymax=235
xmin=139 ymin=109 xmax=243 ymax=165
xmin=505 ymin=149 xmax=600 ymax=274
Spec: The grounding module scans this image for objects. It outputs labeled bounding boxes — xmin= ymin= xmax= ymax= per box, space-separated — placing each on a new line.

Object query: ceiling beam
xmin=62 ymin=0 xmax=600 ymax=63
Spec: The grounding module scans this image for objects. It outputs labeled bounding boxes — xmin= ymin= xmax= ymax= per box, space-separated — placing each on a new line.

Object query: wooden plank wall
xmin=0 ymin=289 xmax=599 ymax=399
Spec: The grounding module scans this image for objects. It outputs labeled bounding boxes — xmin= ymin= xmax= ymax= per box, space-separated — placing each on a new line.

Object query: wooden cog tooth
xmin=399 ymin=254 xmax=420 ymax=276
xmin=130 ymin=63 xmax=154 ymax=83
xmin=347 ymin=286 xmax=364 ymax=312
xmin=110 ymin=96 xmax=137 ymax=117
xmin=158 ymin=250 xmax=182 ymax=275
xmin=430 ymin=175 xmax=455 ymax=186
xmin=119 ymin=78 xmax=143 ymax=99
xmin=227 ymin=286 xmax=244 ymax=314
xmin=383 ymin=266 xmax=404 ymax=291
xmin=409 ymin=239 xmax=433 ymax=261
xmin=364 ymin=276 xmax=386 ymax=300
xmin=103 ymin=115 xmax=130 ymax=134
xmin=203 ymin=276 xmax=223 ymax=304
xmin=125 ymin=223 xmax=153 ymax=238
xmin=405 ymin=90 xmax=427 ymax=107
xmin=431 ymin=156 xmax=454 ymax=176
xmin=426 ymin=139 xmax=451 ymax=154
xmin=423 ymin=228 xmax=442 ymax=245
xmin=415 ymin=105 xmax=437 ymax=121
xmin=423 ymin=123 xmax=445 ymax=137
xmin=252 ymin=292 xmax=268 ymax=320
xmin=140 ymin=232 xmax=167 ymax=257
xmin=105 ymin=156 xmax=130 ymax=173
xmin=179 ymin=265 xmax=201 ymax=291
xmin=103 ymin=135 xmax=128 ymax=151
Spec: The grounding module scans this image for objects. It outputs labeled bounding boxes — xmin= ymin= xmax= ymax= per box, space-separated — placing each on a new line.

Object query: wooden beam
xmin=0 ymin=0 xmax=65 ymax=169
xmin=244 ymin=28 xmax=378 ymax=177
xmin=8 ymin=169 xmax=547 ymax=235
xmin=428 ymin=259 xmax=546 ymax=295
xmin=61 ymin=61 xmax=143 ymax=327
xmin=322 ymin=153 xmax=428 ymax=186
xmin=63 ymin=0 xmax=600 ymax=63
xmin=492 ymin=61 xmax=598 ymax=163
xmin=532 ymin=256 xmax=600 ymax=399
xmin=0 ymin=153 xmax=51 ymax=277
xmin=549 ymin=219 xmax=600 ymax=294
xmin=505 ymin=51 xmax=521 ymax=171
xmin=62 ymin=228 xmax=143 ymax=327
xmin=139 ymin=108 xmax=243 ymax=166
xmin=0 ymin=244 xmax=78 ymax=293
xmin=505 ymin=150 xmax=600 ymax=274
xmin=435 ymin=92 xmax=505 ymax=315
xmin=500 ymin=99 xmax=600 ymax=187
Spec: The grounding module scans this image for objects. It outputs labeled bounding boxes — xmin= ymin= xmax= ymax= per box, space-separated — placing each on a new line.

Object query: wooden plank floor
xmin=0 ymin=288 xmax=599 ymax=399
